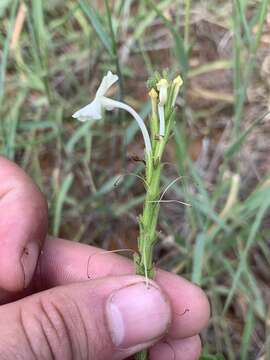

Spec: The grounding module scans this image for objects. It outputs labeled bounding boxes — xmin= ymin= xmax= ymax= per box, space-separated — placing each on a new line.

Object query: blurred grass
xmin=1 ymin=0 xmax=270 ymax=359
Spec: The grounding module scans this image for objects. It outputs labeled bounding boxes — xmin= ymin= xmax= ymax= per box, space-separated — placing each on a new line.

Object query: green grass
xmin=1 ymin=1 xmax=270 ymax=358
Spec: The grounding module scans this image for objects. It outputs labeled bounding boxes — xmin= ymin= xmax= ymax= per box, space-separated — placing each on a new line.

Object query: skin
xmin=0 ymin=156 xmax=210 ymax=359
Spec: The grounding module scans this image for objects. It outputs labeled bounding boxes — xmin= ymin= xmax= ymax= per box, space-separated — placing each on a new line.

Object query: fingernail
xmin=20 ymin=241 xmax=40 ymax=288
xmin=106 ymin=282 xmax=171 ymax=348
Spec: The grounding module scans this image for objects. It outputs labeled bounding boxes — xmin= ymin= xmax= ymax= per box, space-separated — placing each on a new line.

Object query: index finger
xmin=0 ymin=156 xmax=48 ymax=293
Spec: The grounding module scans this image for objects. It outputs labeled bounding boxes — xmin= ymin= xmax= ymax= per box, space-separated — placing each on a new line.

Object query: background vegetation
xmin=0 ymin=0 xmax=270 ymax=358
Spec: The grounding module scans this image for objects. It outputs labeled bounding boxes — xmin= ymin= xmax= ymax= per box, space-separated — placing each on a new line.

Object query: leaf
xmin=192 ymin=233 xmax=206 ymax=285
xmin=52 ymin=173 xmax=74 ymax=236
xmin=0 ymin=0 xmax=19 ymax=104
xmin=224 ymin=186 xmax=270 ymax=312
xmin=78 ymin=0 xmax=113 ymax=56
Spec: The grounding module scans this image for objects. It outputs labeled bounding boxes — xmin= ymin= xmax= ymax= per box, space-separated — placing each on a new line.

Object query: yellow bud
xmin=172 ymin=75 xmax=183 ymax=106
xmin=173 ymin=75 xmax=183 ymax=87
xmin=149 ymin=88 xmax=158 ymax=99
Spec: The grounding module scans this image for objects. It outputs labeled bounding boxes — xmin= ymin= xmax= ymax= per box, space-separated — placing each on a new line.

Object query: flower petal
xmin=72 ymin=98 xmax=102 ymax=121
xmin=96 ymin=71 xmax=119 ymax=98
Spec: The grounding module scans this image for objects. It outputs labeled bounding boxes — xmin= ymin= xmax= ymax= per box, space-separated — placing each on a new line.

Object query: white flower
xmin=72 ymin=71 xmax=118 ymax=120
xmin=72 ymin=71 xmax=152 ymax=153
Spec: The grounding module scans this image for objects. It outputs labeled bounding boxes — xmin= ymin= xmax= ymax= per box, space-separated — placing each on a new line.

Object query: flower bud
xmin=149 ymin=88 xmax=158 ymax=99
xmin=171 ymin=75 xmax=183 ymax=107
xmin=156 ymin=79 xmax=169 ymax=106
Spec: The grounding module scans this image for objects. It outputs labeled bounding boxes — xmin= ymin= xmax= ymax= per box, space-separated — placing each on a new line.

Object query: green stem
xmin=134 ymin=145 xmax=164 ymax=360
xmin=134 ymin=160 xmax=161 ymax=360
xmin=136 ymin=161 xmax=161 ymax=278
xmin=135 ymin=349 xmax=148 ymax=360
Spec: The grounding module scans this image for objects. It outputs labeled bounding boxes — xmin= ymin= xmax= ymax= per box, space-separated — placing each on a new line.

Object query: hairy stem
xmin=134 ymin=144 xmax=164 ymax=360
xmin=135 ymin=161 xmax=161 ymax=279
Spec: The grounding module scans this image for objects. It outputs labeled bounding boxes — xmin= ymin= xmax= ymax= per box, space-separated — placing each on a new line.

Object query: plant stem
xmin=135 ymin=349 xmax=148 ymax=360
xmin=135 ymin=159 xmax=161 ymax=279
xmin=134 ymin=138 xmax=165 ymax=360
xmin=134 ymin=157 xmax=161 ymax=360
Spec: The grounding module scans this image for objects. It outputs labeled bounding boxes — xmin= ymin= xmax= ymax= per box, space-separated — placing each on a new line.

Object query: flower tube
xmin=156 ymin=79 xmax=169 ymax=137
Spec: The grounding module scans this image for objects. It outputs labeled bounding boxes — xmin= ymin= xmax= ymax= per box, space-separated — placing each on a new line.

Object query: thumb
xmin=0 ymin=275 xmax=171 ymax=360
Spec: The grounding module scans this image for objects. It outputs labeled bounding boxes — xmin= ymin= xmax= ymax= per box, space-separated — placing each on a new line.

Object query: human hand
xmin=0 ymin=156 xmax=210 ymax=360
